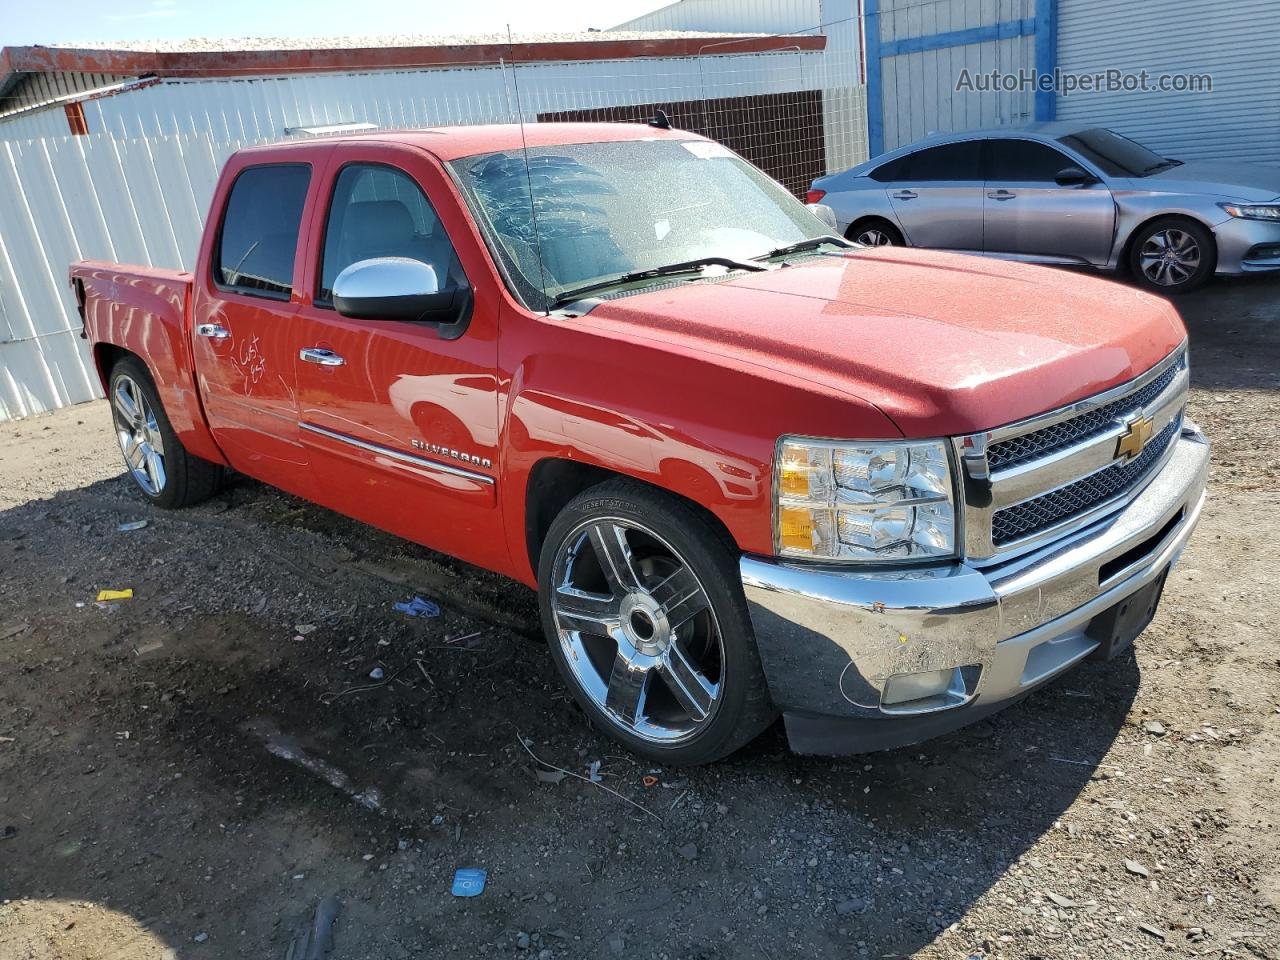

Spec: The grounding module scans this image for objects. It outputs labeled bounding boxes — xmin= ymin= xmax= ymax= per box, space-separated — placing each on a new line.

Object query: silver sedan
xmin=809 ymin=123 xmax=1280 ymax=294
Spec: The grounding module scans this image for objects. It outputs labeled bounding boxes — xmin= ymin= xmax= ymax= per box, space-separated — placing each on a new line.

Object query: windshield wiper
xmin=755 ymin=235 xmax=854 ymax=261
xmin=1142 ymin=158 xmax=1183 ymax=174
xmin=550 ymin=256 xmax=767 ymax=307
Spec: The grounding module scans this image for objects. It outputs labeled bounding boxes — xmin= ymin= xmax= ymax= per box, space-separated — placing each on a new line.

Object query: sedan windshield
xmin=449 ymin=139 xmax=829 ymax=309
xmin=1057 ymin=127 xmax=1175 ymax=177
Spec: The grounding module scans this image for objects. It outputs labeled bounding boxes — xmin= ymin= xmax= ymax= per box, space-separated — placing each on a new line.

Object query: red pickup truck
xmin=73 ymin=123 xmax=1209 ymax=765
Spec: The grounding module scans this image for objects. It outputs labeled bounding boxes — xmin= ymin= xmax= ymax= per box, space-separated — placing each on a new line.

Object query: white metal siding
xmin=877 ymin=0 xmax=1037 ymax=151
xmin=1057 ymin=0 xmax=1280 ymax=165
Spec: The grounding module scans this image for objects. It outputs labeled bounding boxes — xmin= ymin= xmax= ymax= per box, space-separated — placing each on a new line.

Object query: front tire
xmin=1128 ymin=217 xmax=1215 ymax=294
xmin=537 ymin=479 xmax=776 ymax=765
xmin=109 ymin=356 xmax=222 ymax=508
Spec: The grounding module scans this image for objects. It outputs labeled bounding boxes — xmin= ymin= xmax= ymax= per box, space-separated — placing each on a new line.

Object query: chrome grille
xmin=987 ymin=356 xmax=1185 ymax=472
xmin=991 ymin=416 xmax=1181 ymax=546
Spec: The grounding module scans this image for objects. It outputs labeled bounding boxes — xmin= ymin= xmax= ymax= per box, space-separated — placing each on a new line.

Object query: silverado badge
xmin=1115 ymin=414 xmax=1155 ymax=462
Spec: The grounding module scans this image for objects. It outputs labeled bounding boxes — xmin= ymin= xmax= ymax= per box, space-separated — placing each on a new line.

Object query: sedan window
xmin=870 ymin=141 xmax=983 ymax=182
xmin=988 ymin=139 xmax=1076 ymax=183
xmin=1057 ymin=128 xmax=1170 ymax=177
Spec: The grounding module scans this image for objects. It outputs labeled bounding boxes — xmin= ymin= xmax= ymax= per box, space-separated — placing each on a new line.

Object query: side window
xmin=318 ymin=164 xmax=465 ymax=303
xmin=872 ymin=141 xmax=983 ymax=182
xmin=989 ymin=140 xmax=1075 ymax=182
xmin=215 ymin=164 xmax=310 ymax=297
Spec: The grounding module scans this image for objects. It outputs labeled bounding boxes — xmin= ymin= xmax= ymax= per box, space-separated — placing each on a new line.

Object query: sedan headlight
xmin=775 ymin=437 xmax=957 ymax=561
xmin=1219 ymin=202 xmax=1280 ymax=222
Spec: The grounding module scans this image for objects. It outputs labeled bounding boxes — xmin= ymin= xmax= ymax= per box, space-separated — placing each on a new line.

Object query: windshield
xmin=448 ymin=139 xmax=829 ymax=309
xmin=1057 ymin=127 xmax=1171 ymax=177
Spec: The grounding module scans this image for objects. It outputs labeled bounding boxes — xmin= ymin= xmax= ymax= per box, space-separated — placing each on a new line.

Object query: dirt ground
xmin=1 ymin=272 xmax=1278 ymax=960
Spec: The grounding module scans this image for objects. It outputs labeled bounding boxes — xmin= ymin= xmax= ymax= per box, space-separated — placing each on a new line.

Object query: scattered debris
xmin=295 ymin=624 xmax=318 ymax=636
xmin=1124 ymin=859 xmax=1151 ymax=878
xmin=1046 ymin=891 xmax=1076 ymax=908
xmin=243 ymin=718 xmax=383 ymax=813
xmin=1138 ymin=922 xmax=1168 ymax=941
xmin=536 ymin=768 xmax=567 ymax=785
xmin=1 ymin=825 xmax=16 ymax=840
xmin=134 ymin=639 xmax=164 ymax=656
xmin=393 ymin=595 xmax=440 ymax=619
xmin=193 ymin=932 xmax=209 ymax=943
xmin=117 ymin=520 xmax=148 ymax=532
xmin=587 ymin=759 xmax=603 ymax=783
xmin=1143 ymin=720 xmax=1168 ymax=736
xmin=0 ymin=736 xmax=14 ymax=744
xmin=0 ymin=622 xmax=30 ymax=641
xmin=835 ymin=898 xmax=867 ymax=916
xmin=642 ymin=775 xmax=659 ymax=788
xmin=451 ymin=867 xmax=487 ymax=897
xmin=517 ymin=734 xmax=661 ymax=822
xmin=96 ymin=589 xmax=133 ymax=602
xmin=677 ymin=843 xmax=698 ymax=861
xmin=369 ymin=667 xmax=385 ymax=681
xmin=282 ymin=895 xmax=341 ymax=960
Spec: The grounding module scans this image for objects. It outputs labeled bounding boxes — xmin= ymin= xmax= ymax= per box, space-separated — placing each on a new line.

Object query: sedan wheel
xmin=1139 ymin=228 xmax=1201 ymax=287
xmin=113 ymin=374 xmax=167 ymax=496
xmin=854 ymin=227 xmax=895 ymax=247
xmin=549 ymin=517 xmax=725 ymax=743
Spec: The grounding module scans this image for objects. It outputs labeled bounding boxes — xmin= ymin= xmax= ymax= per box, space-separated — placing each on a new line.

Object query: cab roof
xmin=234 ymin=122 xmax=703 ymax=163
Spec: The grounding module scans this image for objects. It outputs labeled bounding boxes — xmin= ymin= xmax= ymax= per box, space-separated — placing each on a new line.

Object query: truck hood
xmin=576 ymin=248 xmax=1186 ymax=437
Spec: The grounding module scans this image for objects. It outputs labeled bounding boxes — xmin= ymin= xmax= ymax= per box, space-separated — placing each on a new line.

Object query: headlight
xmin=775 ymin=437 xmax=956 ymax=561
xmin=1219 ymin=202 xmax=1280 ymax=222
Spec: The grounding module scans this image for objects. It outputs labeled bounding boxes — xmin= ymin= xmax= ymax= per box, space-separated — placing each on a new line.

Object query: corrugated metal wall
xmin=613 ymin=0 xmax=820 ymax=34
xmin=0 ymin=134 xmax=250 ymax=420
xmin=1057 ymin=0 xmax=1280 ymax=164
xmin=870 ymin=0 xmax=1038 ymax=153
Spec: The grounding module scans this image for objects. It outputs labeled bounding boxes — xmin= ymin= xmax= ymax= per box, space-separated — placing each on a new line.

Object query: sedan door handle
xmin=195 ymin=323 xmax=230 ymax=340
xmin=299 ymin=347 xmax=345 ymax=367
xmin=891 ymin=190 xmax=918 ymax=200
xmin=987 ymin=190 xmax=1017 ymax=200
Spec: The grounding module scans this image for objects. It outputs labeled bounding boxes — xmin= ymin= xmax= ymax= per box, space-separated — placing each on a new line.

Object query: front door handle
xmin=299 ymin=347 xmax=345 ymax=367
xmin=196 ymin=323 xmax=230 ymax=339
xmin=987 ymin=190 xmax=1017 ymax=201
xmin=891 ymin=190 xmax=918 ymax=200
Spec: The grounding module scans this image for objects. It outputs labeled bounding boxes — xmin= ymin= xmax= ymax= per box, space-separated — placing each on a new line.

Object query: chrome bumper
xmin=741 ymin=422 xmax=1210 ymax=754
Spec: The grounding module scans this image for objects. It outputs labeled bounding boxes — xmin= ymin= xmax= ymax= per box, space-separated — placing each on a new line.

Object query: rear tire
xmin=537 ymin=479 xmax=776 ymax=765
xmin=109 ymin=356 xmax=222 ymax=508
xmin=1127 ymin=217 xmax=1215 ymax=294
xmin=846 ymin=217 xmax=904 ymax=248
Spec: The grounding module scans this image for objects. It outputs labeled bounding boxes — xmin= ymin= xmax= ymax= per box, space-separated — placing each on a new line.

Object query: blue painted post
xmin=864 ymin=0 xmax=884 ymax=157
xmin=1034 ymin=0 xmax=1058 ymax=121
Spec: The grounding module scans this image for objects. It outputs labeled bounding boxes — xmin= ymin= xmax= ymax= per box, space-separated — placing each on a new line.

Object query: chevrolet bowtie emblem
xmin=1116 ymin=415 xmax=1155 ymax=461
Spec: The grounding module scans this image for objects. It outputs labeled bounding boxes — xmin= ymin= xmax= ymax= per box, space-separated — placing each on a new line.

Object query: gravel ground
xmin=1 ymin=273 xmax=1278 ymax=960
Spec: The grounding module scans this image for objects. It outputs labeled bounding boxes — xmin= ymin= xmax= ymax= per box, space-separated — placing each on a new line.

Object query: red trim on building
xmin=1 ymin=34 xmax=825 ymax=81
xmin=63 ymin=101 xmax=89 ymax=135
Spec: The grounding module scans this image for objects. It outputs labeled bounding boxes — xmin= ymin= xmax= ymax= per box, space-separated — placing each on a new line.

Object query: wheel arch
xmin=522 ymin=457 xmax=741 ymax=584
xmin=845 ymin=215 xmax=905 ymax=246
xmin=1119 ymin=211 xmax=1218 ymax=276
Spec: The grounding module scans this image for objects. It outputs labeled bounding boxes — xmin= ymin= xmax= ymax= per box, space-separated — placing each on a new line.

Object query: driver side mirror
xmin=1054 ymin=165 xmax=1097 ymax=187
xmin=333 ymin=257 xmax=471 ymax=334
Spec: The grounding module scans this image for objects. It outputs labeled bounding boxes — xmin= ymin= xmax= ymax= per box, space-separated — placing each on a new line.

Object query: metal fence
xmin=0 ymin=50 xmax=867 ymax=421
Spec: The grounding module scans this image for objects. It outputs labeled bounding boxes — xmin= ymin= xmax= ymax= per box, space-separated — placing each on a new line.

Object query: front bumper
xmin=1214 ymin=216 xmax=1280 ymax=274
xmin=741 ymin=422 xmax=1210 ymax=755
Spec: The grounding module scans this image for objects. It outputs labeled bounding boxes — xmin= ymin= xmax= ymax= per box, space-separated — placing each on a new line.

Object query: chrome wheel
xmin=854 ymin=228 xmax=894 ymax=247
xmin=549 ymin=518 xmax=725 ymax=743
xmin=113 ymin=374 xmax=166 ymax=496
xmin=1139 ymin=228 xmax=1201 ymax=287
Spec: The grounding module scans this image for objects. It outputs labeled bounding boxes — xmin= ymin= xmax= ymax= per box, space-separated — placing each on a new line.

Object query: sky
xmin=0 ymin=0 xmax=667 ymax=46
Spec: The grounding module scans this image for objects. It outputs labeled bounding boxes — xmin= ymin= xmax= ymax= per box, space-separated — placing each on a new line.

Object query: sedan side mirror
xmin=333 ymin=257 xmax=469 ymax=331
xmin=1054 ymin=165 xmax=1097 ymax=187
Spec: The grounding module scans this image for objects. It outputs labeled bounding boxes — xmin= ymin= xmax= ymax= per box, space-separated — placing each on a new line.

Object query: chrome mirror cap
xmin=332 ymin=257 xmax=440 ymax=301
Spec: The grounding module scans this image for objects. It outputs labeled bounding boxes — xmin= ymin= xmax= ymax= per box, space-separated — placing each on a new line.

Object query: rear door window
xmin=215 ymin=164 xmax=310 ymax=298
xmin=988 ymin=140 xmax=1075 ymax=182
xmin=871 ymin=141 xmax=983 ymax=182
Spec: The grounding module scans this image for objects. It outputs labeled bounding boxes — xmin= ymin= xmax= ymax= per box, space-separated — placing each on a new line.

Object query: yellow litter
xmin=96 ymin=589 xmax=134 ymax=602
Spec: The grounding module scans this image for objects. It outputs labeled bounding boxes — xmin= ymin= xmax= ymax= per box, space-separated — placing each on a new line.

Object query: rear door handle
xmin=299 ymin=347 xmax=345 ymax=367
xmin=987 ymin=190 xmax=1017 ymax=200
xmin=196 ymin=323 xmax=230 ymax=339
xmin=891 ymin=190 xmax=918 ymax=200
